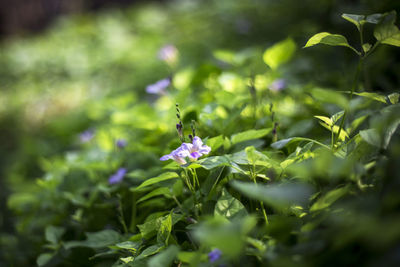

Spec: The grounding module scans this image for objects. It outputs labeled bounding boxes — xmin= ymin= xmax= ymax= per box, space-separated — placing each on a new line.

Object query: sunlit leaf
xmin=304 ymin=32 xmax=359 ymax=54
xmin=231 ymin=128 xmax=272 ymax=144
xmin=310 ymin=186 xmax=350 ymax=212
xmin=374 ymin=11 xmax=400 ymax=47
xmin=263 ymin=37 xmax=296 ymax=69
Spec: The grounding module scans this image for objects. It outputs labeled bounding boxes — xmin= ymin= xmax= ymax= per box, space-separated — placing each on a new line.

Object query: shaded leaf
xmin=214 ymin=188 xmax=247 ymax=219
xmin=134 ymin=172 xmax=179 ymax=191
xmin=374 ymin=11 xmax=400 ymax=47
xmin=310 ymin=186 xmax=350 ymax=212
xmin=148 ymin=245 xmax=180 ymax=267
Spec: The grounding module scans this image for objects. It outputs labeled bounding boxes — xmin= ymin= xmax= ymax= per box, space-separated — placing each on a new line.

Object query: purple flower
xmin=80 ymin=129 xmax=94 ymax=143
xmin=158 ymin=44 xmax=178 ymax=65
xmin=208 ymin=248 xmax=222 ymax=263
xmin=108 ymin=168 xmax=127 ymax=185
xmin=116 ymin=139 xmax=127 ymax=148
xmin=146 ymin=78 xmax=171 ymax=95
xmin=160 ymin=136 xmax=211 ymax=165
xmin=269 ymin=79 xmax=286 ymax=92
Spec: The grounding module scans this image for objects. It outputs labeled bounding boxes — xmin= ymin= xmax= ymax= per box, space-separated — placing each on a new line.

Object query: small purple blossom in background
xmin=116 ymin=139 xmax=127 ymax=148
xmin=208 ymin=248 xmax=222 ymax=263
xmin=269 ymin=79 xmax=286 ymax=92
xmin=158 ymin=44 xmax=178 ymax=65
xmin=79 ymin=129 xmax=94 ymax=143
xmin=160 ymin=136 xmax=211 ymax=165
xmin=108 ymin=168 xmax=127 ymax=185
xmin=146 ymin=78 xmax=170 ymax=95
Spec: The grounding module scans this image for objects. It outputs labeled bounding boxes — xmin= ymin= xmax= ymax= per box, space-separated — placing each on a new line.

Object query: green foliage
xmin=1 ymin=3 xmax=400 ymax=267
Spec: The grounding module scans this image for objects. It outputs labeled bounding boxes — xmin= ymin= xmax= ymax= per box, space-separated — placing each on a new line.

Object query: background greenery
xmin=0 ymin=0 xmax=399 ymax=266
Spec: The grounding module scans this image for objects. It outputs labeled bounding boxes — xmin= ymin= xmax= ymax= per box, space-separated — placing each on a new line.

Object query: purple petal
xmin=199 ymin=145 xmax=211 ymax=155
xmin=108 ymin=168 xmax=127 ymax=185
xmin=190 ymin=151 xmax=202 ymax=159
xmin=160 ymin=154 xmax=173 ymax=161
xmin=192 ymin=136 xmax=203 ymax=149
xmin=208 ymin=248 xmax=222 ymax=263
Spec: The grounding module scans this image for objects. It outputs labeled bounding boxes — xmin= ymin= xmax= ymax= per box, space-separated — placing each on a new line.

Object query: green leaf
xmin=231 ymin=128 xmax=272 ymax=145
xmin=64 ymin=230 xmax=121 ymax=249
xmin=114 ymin=241 xmax=141 ymax=252
xmin=134 ymin=172 xmax=179 ymax=191
xmin=45 ymin=225 xmax=65 ymax=244
xmin=231 ymin=180 xmax=313 ymax=210
xmin=374 ymin=11 xmax=400 ymax=47
xmin=263 ymin=37 xmax=296 ymax=70
xmin=365 ymin=13 xmax=383 ymax=24
xmin=245 ymin=146 xmax=272 ymax=168
xmin=37 ymin=253 xmax=54 ymax=267
xmin=360 ymin=129 xmax=381 ymax=148
xmin=136 ymin=244 xmax=165 ymax=260
xmin=137 ymin=187 xmax=172 ymax=203
xmin=310 ymin=88 xmax=349 ymax=109
xmin=157 ymin=213 xmax=172 ymax=244
xmin=388 ymin=93 xmax=399 ymax=104
xmin=271 ymin=137 xmax=329 ymax=150
xmin=304 ymin=32 xmax=359 ymax=54
xmin=314 ymin=116 xmax=333 ymax=127
xmin=214 ymin=188 xmax=248 ymax=220
xmin=207 ymin=135 xmax=225 ymax=150
xmin=138 ymin=213 xmax=182 ymax=239
xmin=148 ymin=245 xmax=180 ymax=267
xmin=310 ymin=186 xmax=349 ymax=212
xmin=362 ymin=43 xmax=372 ymax=53
xmin=342 ymin=14 xmax=365 ymax=30
xmin=350 ymin=92 xmax=387 ymax=103
xmin=196 ymin=155 xmax=231 ymax=170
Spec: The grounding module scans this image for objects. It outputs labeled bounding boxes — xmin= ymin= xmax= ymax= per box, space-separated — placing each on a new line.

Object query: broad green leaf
xmin=231 ymin=180 xmax=313 ymax=210
xmin=137 ymin=187 xmax=172 ymax=203
xmin=37 ymin=253 xmax=54 ymax=267
xmin=366 ymin=13 xmax=383 ymax=24
xmin=349 ymin=92 xmax=387 ymax=103
xmin=157 ymin=213 xmax=172 ymax=244
xmin=360 ymin=129 xmax=381 ymax=148
xmin=136 ymin=244 xmax=165 ymax=259
xmin=263 ymin=37 xmax=296 ymax=70
xmin=138 ymin=213 xmax=182 ymax=239
xmin=197 ymin=156 xmax=231 ymax=170
xmin=45 ymin=225 xmax=65 ymax=244
xmin=114 ymin=241 xmax=141 ymax=252
xmin=245 ymin=146 xmax=271 ymax=168
xmin=214 ymin=188 xmax=248 ymax=219
xmin=314 ymin=116 xmax=333 ymax=127
xmin=271 ymin=137 xmax=329 ymax=150
xmin=231 ymin=128 xmax=272 ymax=144
xmin=342 ymin=14 xmax=365 ymax=30
xmin=207 ymin=135 xmax=225 ymax=150
xmin=134 ymin=172 xmax=179 ymax=191
xmin=374 ymin=11 xmax=400 ymax=47
xmin=64 ymin=230 xmax=121 ymax=249
xmin=304 ymin=32 xmax=359 ymax=54
xmin=317 ymin=123 xmax=349 ymax=141
xmin=331 ymin=110 xmax=345 ymax=124
xmin=311 ymin=88 xmax=349 ymax=109
xmin=148 ymin=245 xmax=180 ymax=267
xmin=388 ymin=93 xmax=399 ymax=104
xmin=310 ymin=186 xmax=349 ymax=212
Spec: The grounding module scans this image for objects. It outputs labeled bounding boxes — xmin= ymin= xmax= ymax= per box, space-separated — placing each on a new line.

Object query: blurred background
xmin=0 ymin=0 xmax=399 ymax=265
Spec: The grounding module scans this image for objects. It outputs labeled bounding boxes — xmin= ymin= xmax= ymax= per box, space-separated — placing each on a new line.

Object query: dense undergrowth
xmin=0 ymin=1 xmax=400 ymax=266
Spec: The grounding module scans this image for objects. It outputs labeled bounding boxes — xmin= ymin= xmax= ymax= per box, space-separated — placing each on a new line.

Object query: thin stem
xmin=129 ymin=194 xmax=137 ymax=232
xmin=248 ymin=166 xmax=269 ymax=226
xmin=117 ymin=195 xmax=128 ymax=234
